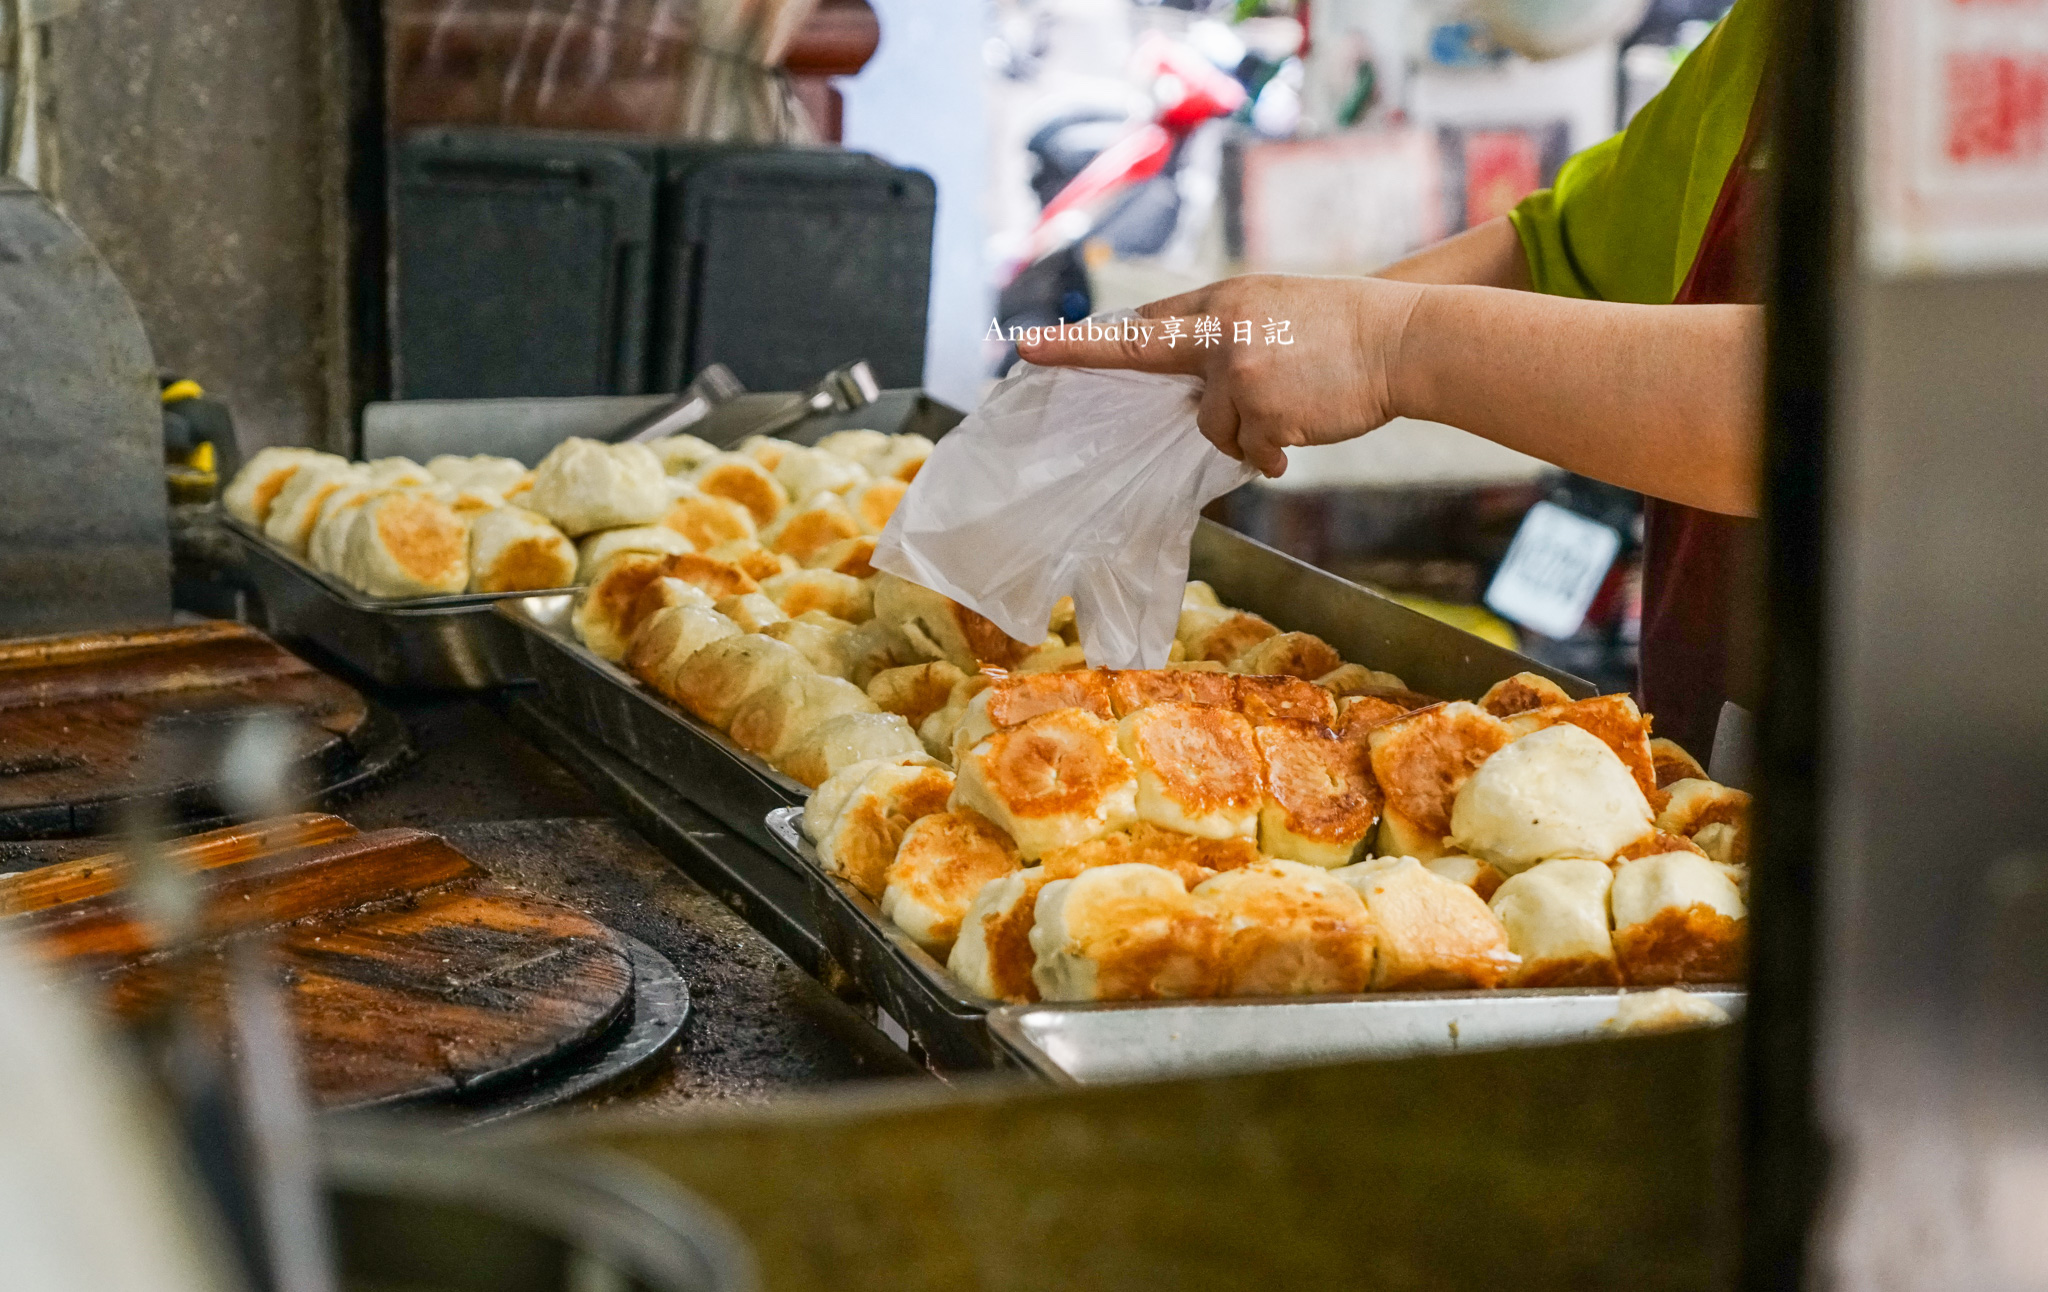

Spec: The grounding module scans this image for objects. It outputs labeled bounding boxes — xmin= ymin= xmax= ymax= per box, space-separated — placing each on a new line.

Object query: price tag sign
xmin=1484 ymin=500 xmax=1622 ymax=640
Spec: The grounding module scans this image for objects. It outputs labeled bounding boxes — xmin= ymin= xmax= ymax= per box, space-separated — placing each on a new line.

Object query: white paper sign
xmin=1484 ymin=500 xmax=1622 ymax=640
xmin=1864 ymin=0 xmax=2048 ymax=275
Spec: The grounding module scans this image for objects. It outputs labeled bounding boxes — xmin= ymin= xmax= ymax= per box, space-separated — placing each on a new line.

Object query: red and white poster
xmin=1865 ymin=0 xmax=2048 ymax=273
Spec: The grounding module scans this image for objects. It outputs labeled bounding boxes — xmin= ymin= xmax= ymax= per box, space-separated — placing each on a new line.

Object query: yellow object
xmin=160 ymin=379 xmax=204 ymax=404
xmin=187 ymin=441 xmax=216 ymax=473
xmin=1389 ymin=594 xmax=1520 ymax=651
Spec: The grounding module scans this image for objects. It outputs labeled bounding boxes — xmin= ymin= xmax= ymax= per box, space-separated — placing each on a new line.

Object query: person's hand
xmin=1015 ymin=274 xmax=1425 ymax=477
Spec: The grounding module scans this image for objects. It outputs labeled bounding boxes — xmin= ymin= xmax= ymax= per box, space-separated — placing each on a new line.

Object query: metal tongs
xmin=714 ymin=359 xmax=882 ymax=446
xmin=607 ymin=362 xmax=748 ymax=444
xmin=613 ymin=358 xmax=881 ymax=451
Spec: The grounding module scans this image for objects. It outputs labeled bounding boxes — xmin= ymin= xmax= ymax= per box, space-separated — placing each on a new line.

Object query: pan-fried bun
xmin=1367 ymin=701 xmax=1512 ymax=861
xmin=1610 ymin=851 xmax=1746 ymax=984
xmin=626 ymin=605 xmax=740 ymax=697
xmin=1229 ymin=631 xmax=1344 ymax=681
xmin=1450 ymin=723 xmax=1653 ymax=873
xmin=693 ymin=453 xmax=788 ymax=526
xmin=1041 ymin=822 xmax=1259 ymax=890
xmin=738 ymin=434 xmax=794 ymax=472
xmin=1014 ymin=641 xmax=1088 ymax=674
xmin=877 ymin=434 xmax=933 ymax=482
xmin=1423 ymin=854 xmax=1508 ymax=903
xmin=1254 ymin=718 xmax=1380 ymax=868
xmin=1317 ymin=663 xmax=1413 ymax=700
xmin=760 ymin=569 xmax=871 ymax=622
xmin=952 ymin=709 xmax=1137 ymax=859
xmin=1654 ymin=778 xmax=1752 ymax=865
xmin=647 ymin=433 xmax=721 ymax=476
xmin=263 ymin=460 xmax=360 ymax=554
xmin=728 ymin=672 xmax=875 ymax=761
xmin=1503 ymin=694 xmax=1661 ymax=806
xmin=872 ymin=574 xmax=1034 ymax=673
xmin=1176 ymin=606 xmax=1279 ymax=664
xmin=952 ymin=670 xmax=1115 ymax=755
xmin=802 ymin=751 xmax=939 ymax=843
xmin=1234 ymin=675 xmax=1338 ymax=727
xmin=1117 ymin=703 xmax=1263 ymax=841
xmin=778 ymin=712 xmax=925 ymax=788
xmin=1649 ymin=737 xmax=1707 ymax=788
xmin=760 ymin=612 xmax=854 ymax=675
xmin=880 ymin=809 xmax=1023 ymax=957
xmin=342 ymin=493 xmax=470 ymax=597
xmin=814 ymin=428 xmax=894 ymax=467
xmin=917 ymin=671 xmax=993 ymax=761
xmin=527 ymin=438 xmax=667 ymax=536
xmin=773 ymin=445 xmax=868 ymax=501
xmin=1192 ymin=861 xmax=1374 ymax=997
xmin=1332 ymin=856 xmax=1514 ymax=990
xmin=705 ymin=541 xmax=795 ymax=582
xmin=575 ymin=524 xmax=693 ymax=581
xmin=1106 ymin=667 xmax=1237 ymax=715
xmin=1030 ymin=864 xmax=1220 ymax=1001
xmin=1334 ymin=694 xmax=1409 ymax=738
xmin=661 ymin=488 xmax=756 ymax=550
xmin=654 ymin=551 xmax=759 ymax=601
xmin=1479 ymin=672 xmax=1573 ymax=718
xmin=573 ymin=551 xmax=674 ymax=660
xmin=225 ymin=446 xmax=335 ymax=525
xmin=714 ymin=592 xmax=788 ymax=634
xmin=805 ymin=535 xmax=879 ymax=578
xmin=846 ymin=478 xmax=908 ymax=534
xmin=815 ymin=763 xmax=956 ymax=899
xmin=866 ymin=661 xmax=967 ymax=728
xmin=668 ymin=633 xmax=810 ymax=729
xmin=1488 ymin=858 xmax=1622 ymax=987
xmin=948 ymin=868 xmax=1056 ymax=1003
xmin=468 ymin=507 xmax=576 ymax=593
xmin=761 ymin=493 xmax=864 ymax=563
xmin=1182 ymin=580 xmax=1223 ymax=610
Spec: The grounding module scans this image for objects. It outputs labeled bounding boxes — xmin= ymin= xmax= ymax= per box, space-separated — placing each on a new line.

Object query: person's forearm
xmin=1374 ymin=217 xmax=1533 ymax=290
xmin=1392 ymin=287 xmax=1762 ymax=516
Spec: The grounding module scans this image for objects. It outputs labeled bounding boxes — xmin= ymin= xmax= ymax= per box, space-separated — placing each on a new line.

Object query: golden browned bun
xmin=1614 ymin=830 xmax=1709 ymax=862
xmin=759 ymin=569 xmax=871 ymax=622
xmin=1423 ymin=854 xmax=1509 ymax=903
xmin=225 ymin=447 xmax=336 ymax=525
xmin=916 ymin=671 xmax=993 ymax=760
xmin=815 ymin=762 xmax=957 ymax=898
xmin=342 ymin=493 xmax=470 ymax=597
xmin=307 ymin=484 xmax=379 ymax=574
xmin=837 ymin=617 xmax=927 ymax=690
xmin=878 ymin=434 xmax=933 ymax=482
xmin=1316 ymin=663 xmax=1413 ymax=700
xmin=866 ymin=661 xmax=968 ymax=728
xmin=1229 ymin=631 xmax=1344 ymax=681
xmin=1030 ymin=864 xmax=1221 ymax=1001
xmin=947 ymin=868 xmax=1056 ymax=1002
xmin=363 ymin=456 xmax=438 ymax=490
xmin=1654 ymin=778 xmax=1752 ymax=865
xmin=572 ymin=551 xmax=675 ymax=660
xmin=738 ymin=434 xmax=794 ymax=472
xmin=628 ymin=574 xmax=715 ymax=624
xmin=1478 ymin=671 xmax=1574 ymax=718
xmin=646 ymin=433 xmax=720 ymax=476
xmin=574 ymin=524 xmax=692 ymax=582
xmin=952 ymin=709 xmax=1138 ymax=859
xmin=655 ymin=551 xmax=760 ymax=601
xmin=1041 ymin=823 xmax=1260 ymax=890
xmin=773 ymin=444 xmax=868 ymax=500
xmin=467 ymin=506 xmax=576 ymax=594
xmin=1014 ymin=640 xmax=1089 ymax=674
xmin=1649 ymin=737 xmax=1707 ymax=788
xmin=778 ymin=713 xmax=925 ymax=788
xmin=1234 ymin=674 xmax=1339 ymax=727
xmin=1334 ymin=694 xmax=1410 ymax=739
xmin=805 ymin=535 xmax=879 ymax=578
xmin=1192 ymin=860 xmax=1375 ymax=997
xmin=526 ymin=438 xmax=667 ymax=536
xmin=814 ymin=428 xmax=894 ymax=467
xmin=760 ymin=612 xmax=854 ymax=675
xmin=871 ymin=574 xmax=1034 ymax=673
xmin=1367 ymin=701 xmax=1512 ymax=860
xmin=624 ymin=605 xmax=739 ymax=696
xmin=1181 ymin=580 xmax=1223 ymax=610
xmin=1106 ymin=667 xmax=1238 ymax=716
xmin=262 ymin=460 xmax=360 ymax=554
xmin=1610 ymin=851 xmax=1746 ymax=984
xmin=1503 ymin=694 xmax=1661 ymax=807
xmin=846 ymin=477 xmax=908 ymax=534
xmin=728 ymin=672 xmax=876 ymax=761
xmin=1254 ymin=718 xmax=1380 ymax=868
xmin=1449 ymin=724 xmax=1654 ymax=873
xmin=760 ymin=494 xmax=863 ymax=563
xmin=984 ymin=670 xmax=1114 ymax=727
xmin=1176 ymin=606 xmax=1279 ymax=664
xmin=428 ymin=452 xmax=528 ymax=494
xmin=713 ymin=592 xmax=788 ymax=633
xmin=1332 ymin=856 xmax=1515 ymax=990
xmin=661 ymin=488 xmax=756 ymax=550
xmin=667 ymin=633 xmax=810 ymax=728
xmin=704 ymin=540 xmax=796 ymax=582
xmin=880 ymin=809 xmax=1024 ymax=957
xmin=1114 ymin=702 xmax=1262 ymax=842
xmin=1487 ymin=858 xmax=1622 ymax=987
xmin=693 ymin=453 xmax=788 ymax=526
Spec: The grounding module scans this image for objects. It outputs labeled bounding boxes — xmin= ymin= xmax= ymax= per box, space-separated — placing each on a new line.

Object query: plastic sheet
xmin=874 ymin=350 xmax=1260 ymax=669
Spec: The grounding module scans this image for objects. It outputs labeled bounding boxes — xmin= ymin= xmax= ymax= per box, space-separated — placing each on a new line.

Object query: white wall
xmin=839 ymin=0 xmax=994 ymax=412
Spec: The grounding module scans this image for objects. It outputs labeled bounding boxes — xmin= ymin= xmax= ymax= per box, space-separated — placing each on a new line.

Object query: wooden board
xmin=0 ymin=622 xmax=372 ymax=837
xmin=6 ymin=821 xmax=638 ymax=1110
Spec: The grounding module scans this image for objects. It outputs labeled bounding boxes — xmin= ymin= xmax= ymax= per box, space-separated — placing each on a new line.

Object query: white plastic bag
xmin=872 ymin=358 xmax=1258 ymax=669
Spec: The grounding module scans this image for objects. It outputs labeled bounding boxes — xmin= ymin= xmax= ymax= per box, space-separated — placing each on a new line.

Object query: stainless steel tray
xmin=985 ymin=990 xmax=1744 ymax=1085
xmin=500 ymin=595 xmax=811 ymax=861
xmin=764 ymin=807 xmax=1745 ymax=1079
xmin=222 ymin=516 xmax=559 ymax=689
